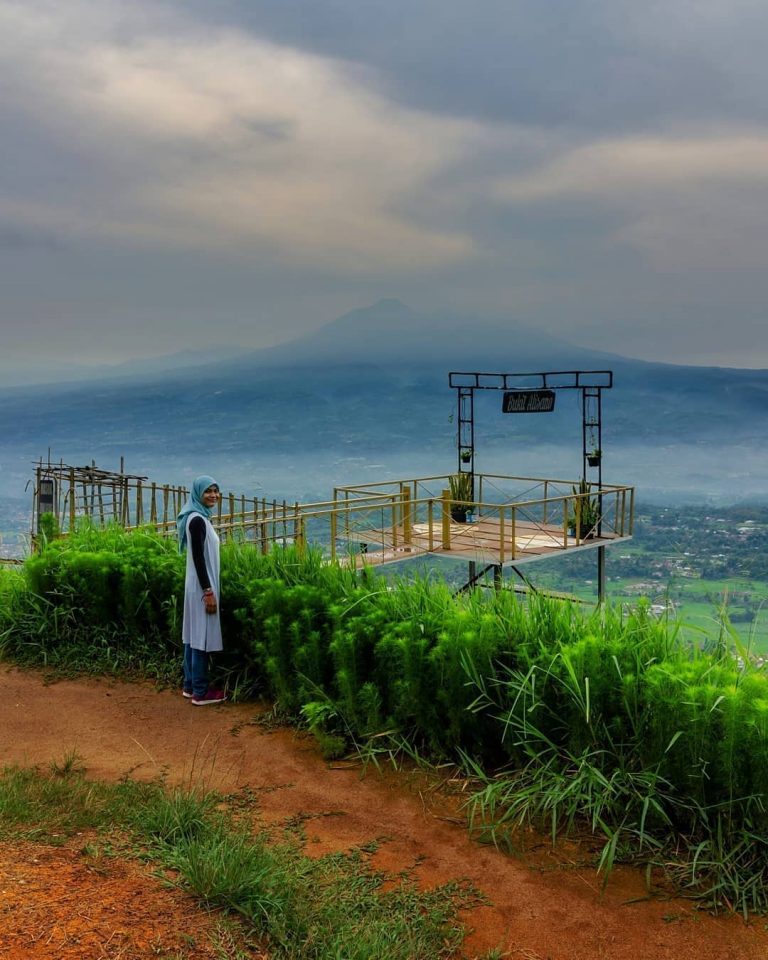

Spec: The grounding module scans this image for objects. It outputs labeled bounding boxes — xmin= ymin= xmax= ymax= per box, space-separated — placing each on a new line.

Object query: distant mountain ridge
xmin=0 ymin=300 xmax=767 ymax=510
xmin=0 ymin=346 xmax=245 ymax=390
xmin=213 ymin=298 xmax=627 ymax=371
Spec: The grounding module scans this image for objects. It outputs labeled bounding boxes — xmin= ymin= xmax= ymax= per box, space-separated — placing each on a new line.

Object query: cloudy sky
xmin=1 ymin=0 xmax=767 ymax=375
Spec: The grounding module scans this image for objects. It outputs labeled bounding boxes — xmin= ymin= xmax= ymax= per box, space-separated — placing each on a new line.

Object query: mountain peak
xmin=331 ymin=298 xmax=416 ymax=326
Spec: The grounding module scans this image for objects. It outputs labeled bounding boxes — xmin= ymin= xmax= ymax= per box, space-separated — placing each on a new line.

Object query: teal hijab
xmin=176 ymin=475 xmax=218 ymax=551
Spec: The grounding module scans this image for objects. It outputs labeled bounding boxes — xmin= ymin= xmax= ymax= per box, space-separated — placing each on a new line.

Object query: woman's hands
xmin=202 ymin=589 xmax=218 ymax=615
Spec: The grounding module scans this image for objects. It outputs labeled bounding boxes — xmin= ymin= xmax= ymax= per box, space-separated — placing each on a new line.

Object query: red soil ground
xmin=1 ymin=666 xmax=766 ymax=959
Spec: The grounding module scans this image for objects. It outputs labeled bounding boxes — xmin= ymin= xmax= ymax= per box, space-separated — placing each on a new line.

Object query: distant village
xmin=534 ymin=503 xmax=768 ymax=632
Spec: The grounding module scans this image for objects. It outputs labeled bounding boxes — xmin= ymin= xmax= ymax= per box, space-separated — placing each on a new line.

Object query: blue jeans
xmin=183 ymin=644 xmax=209 ymax=698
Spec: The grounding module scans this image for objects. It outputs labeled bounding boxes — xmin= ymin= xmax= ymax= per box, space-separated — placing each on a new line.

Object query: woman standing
xmin=177 ymin=476 xmax=226 ymax=705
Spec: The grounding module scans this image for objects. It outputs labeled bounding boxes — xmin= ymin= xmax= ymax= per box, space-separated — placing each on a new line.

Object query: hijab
xmin=176 ymin=475 xmax=218 ymax=551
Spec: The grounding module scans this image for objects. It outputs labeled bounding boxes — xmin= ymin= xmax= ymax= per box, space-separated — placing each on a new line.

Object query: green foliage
xmin=3 ymin=524 xmax=183 ymax=678
xmin=448 ymin=472 xmax=474 ymax=506
xmin=4 ymin=526 xmax=768 ymax=909
xmin=462 ymin=600 xmax=768 ymax=911
xmin=37 ymin=512 xmax=59 ymax=544
xmin=568 ymin=478 xmax=599 ymax=538
xmin=447 ymin=473 xmax=475 ymax=521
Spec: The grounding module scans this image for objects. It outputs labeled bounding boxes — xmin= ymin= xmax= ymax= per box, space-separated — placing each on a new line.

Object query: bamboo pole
xmin=116 ymin=478 xmax=122 ymax=526
xmin=293 ymin=502 xmax=302 ymax=553
xmin=150 ymin=483 xmax=157 ymax=524
xmin=136 ymin=480 xmax=143 ymax=525
xmin=390 ymin=497 xmax=398 ymax=549
xmin=32 ymin=464 xmax=40 ymax=548
xmin=441 ymin=489 xmax=451 ymax=550
xmin=121 ymin=478 xmax=130 ymax=526
xmin=69 ymin=467 xmax=76 ymax=533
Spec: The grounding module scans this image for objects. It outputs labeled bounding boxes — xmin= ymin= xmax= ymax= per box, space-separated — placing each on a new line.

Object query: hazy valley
xmin=2 ymin=301 xmax=767 ymax=538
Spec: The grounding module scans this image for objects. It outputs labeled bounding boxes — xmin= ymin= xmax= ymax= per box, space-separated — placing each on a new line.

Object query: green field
xmin=561 ymin=574 xmax=768 ymax=655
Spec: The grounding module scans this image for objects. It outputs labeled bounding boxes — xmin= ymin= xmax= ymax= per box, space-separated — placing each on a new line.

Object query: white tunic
xmin=182 ymin=514 xmax=223 ymax=652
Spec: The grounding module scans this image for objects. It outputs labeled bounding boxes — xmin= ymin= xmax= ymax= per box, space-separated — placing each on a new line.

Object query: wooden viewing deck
xmin=32 ymin=464 xmax=634 ymax=574
xmin=328 ymin=473 xmax=634 ymax=570
xmin=344 ymin=515 xmax=627 ymax=569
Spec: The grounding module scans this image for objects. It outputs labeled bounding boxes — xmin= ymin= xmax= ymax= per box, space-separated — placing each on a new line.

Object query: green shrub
xmin=5 ymin=527 xmax=768 ymax=910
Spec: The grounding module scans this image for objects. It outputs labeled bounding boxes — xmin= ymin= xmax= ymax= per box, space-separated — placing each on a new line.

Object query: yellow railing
xmin=53 ymin=471 xmax=634 ymax=566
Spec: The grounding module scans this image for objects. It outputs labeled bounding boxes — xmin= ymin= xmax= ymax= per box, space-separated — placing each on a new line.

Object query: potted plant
xmin=448 ymin=472 xmax=475 ymax=523
xmin=568 ymin=478 xmax=599 ymax=539
xmin=460 ymin=449 xmax=472 ymax=464
xmin=587 ymin=448 xmax=601 ymax=467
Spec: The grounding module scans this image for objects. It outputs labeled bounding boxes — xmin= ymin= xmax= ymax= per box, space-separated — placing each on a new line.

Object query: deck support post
xmin=402 ymin=489 xmax=412 ymax=547
xmin=597 ymin=545 xmax=606 ymax=603
xmin=441 ymin=489 xmax=451 ymax=549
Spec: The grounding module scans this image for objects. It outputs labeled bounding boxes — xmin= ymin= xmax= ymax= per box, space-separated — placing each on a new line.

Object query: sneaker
xmin=182 ymin=689 xmax=194 ymax=699
xmin=191 ymin=688 xmax=227 ymax=706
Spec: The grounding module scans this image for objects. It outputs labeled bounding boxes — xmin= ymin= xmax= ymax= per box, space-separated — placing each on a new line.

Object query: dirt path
xmin=1 ymin=666 xmax=766 ymax=960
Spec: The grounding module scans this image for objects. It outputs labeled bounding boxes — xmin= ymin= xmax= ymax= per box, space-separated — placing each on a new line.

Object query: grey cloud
xmin=0 ymin=224 xmax=63 ymax=250
xmin=181 ymin=0 xmax=756 ymax=132
xmin=238 ymin=116 xmax=295 ymax=141
xmin=1 ymin=0 xmax=767 ymax=370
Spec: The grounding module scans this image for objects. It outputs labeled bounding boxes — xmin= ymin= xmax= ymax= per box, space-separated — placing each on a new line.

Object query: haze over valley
xmin=1 ymin=301 xmax=766 ymax=543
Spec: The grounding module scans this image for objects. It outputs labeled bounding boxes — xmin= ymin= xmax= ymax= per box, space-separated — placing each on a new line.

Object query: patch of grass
xmin=0 ymin=764 xmax=115 ymax=842
xmin=0 ymin=764 xmax=479 ymax=959
xmin=163 ymin=826 xmax=281 ymax=926
xmin=131 ymin=784 xmax=217 ymax=844
xmin=49 ymin=747 xmax=85 ymax=778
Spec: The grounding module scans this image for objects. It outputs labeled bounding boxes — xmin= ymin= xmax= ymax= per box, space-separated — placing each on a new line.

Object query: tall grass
xmin=3 ymin=527 xmax=768 ymax=910
xmin=461 ymin=601 xmax=768 ymax=912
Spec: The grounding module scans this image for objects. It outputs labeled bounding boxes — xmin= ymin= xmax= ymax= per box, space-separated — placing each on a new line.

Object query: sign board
xmin=502 ymin=389 xmax=556 ymax=413
xmin=38 ymin=478 xmax=55 ymax=512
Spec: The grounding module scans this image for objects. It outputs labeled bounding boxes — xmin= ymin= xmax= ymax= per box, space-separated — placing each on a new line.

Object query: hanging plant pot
xmin=587 ymin=454 xmax=601 ymax=467
xmin=460 ymin=451 xmax=472 ymax=464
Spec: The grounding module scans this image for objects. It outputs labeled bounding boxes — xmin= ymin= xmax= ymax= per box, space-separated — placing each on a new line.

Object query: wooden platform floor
xmin=344 ymin=516 xmax=629 ymax=568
